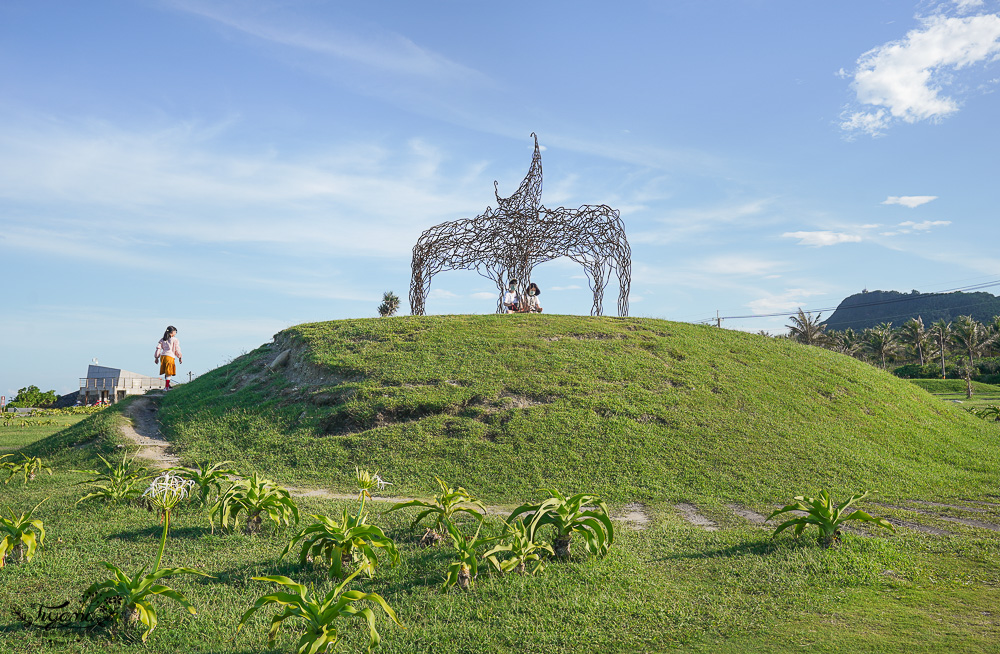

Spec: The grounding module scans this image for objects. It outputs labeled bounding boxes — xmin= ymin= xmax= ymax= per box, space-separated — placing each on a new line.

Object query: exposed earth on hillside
xmin=122 ymin=391 xmax=1000 ymax=537
xmin=121 ymin=393 xmax=654 ymax=528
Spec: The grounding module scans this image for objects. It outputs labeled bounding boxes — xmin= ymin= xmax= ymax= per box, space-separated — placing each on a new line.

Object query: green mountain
xmin=126 ymin=314 xmax=999 ymax=504
xmin=823 ymin=289 xmax=1000 ymax=331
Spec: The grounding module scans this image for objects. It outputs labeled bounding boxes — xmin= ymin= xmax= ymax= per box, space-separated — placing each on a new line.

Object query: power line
xmin=704 ymin=278 xmax=1000 ymax=323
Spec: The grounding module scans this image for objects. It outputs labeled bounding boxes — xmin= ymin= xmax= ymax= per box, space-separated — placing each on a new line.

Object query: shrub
xmin=385 ymin=476 xmax=485 ymax=536
xmin=0 ymin=499 xmax=47 ymax=567
xmin=1 ymin=454 xmax=52 ymax=484
xmin=767 ymin=490 xmax=895 ymax=547
xmin=236 ymin=569 xmax=402 ymax=653
xmin=74 ymin=453 xmax=150 ymax=505
xmin=506 ymin=488 xmax=614 ymax=559
xmin=82 ymin=563 xmax=209 ymax=643
xmin=283 ymin=511 xmax=399 ymax=580
xmin=212 ymin=472 xmax=299 ymax=534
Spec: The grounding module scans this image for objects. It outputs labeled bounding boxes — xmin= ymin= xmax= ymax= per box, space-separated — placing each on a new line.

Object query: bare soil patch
xmin=675 ymin=503 xmax=718 ymax=531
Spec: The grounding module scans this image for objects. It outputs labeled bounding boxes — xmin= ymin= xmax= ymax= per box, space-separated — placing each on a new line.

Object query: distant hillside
xmin=823 ymin=289 xmax=1000 ymax=331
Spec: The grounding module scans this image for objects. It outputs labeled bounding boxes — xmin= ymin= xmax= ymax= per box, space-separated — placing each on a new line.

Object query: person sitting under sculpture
xmin=503 ymin=280 xmax=520 ymax=313
xmin=524 ymin=282 xmax=543 ymax=313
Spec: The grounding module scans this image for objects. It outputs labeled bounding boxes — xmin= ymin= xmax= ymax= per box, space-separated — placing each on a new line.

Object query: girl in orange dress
xmin=154 ymin=326 xmax=183 ymax=390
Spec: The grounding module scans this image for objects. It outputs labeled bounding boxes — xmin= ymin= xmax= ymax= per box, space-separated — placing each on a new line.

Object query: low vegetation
xmin=2 ymin=315 xmax=999 ymax=652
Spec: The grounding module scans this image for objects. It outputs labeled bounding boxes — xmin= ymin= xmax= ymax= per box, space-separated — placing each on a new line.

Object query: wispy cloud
xmin=899 ymin=219 xmax=952 ymax=230
xmin=632 ymin=199 xmax=773 ymax=244
xmin=166 ymin=0 xmax=483 ymax=82
xmin=781 ymin=231 xmax=863 ymax=247
xmin=0 ymin=116 xmax=491 ymax=259
xmin=747 ymin=288 xmax=827 ymax=315
xmin=882 ymin=195 xmax=938 ymax=207
xmin=841 ymin=9 xmax=1000 ymax=135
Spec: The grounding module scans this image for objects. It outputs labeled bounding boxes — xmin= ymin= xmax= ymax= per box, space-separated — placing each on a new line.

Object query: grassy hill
xmin=142 ymin=314 xmax=999 ymax=505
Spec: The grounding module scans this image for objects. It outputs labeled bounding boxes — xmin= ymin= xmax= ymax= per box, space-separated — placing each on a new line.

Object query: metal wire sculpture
xmin=410 ymin=133 xmax=631 ymax=316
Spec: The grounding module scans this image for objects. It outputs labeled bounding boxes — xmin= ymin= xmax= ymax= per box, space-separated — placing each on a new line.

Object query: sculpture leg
xmin=616 ymin=259 xmax=631 ymax=317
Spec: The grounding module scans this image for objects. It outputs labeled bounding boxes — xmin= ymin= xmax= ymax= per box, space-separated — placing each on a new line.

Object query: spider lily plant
xmin=74 ymin=453 xmax=150 ymax=504
xmin=212 ymin=472 xmax=299 ymax=534
xmin=236 ymin=568 xmax=402 ymax=654
xmin=166 ymin=460 xmax=238 ymax=505
xmin=484 ymin=518 xmax=554 ymax=576
xmin=283 ymin=510 xmax=399 ymax=580
xmin=385 ymin=476 xmax=485 ymax=535
xmin=1 ymin=454 xmax=52 ymax=484
xmin=82 ymin=562 xmax=211 ymax=643
xmin=507 ymin=488 xmax=614 ymax=559
xmin=441 ymin=519 xmax=497 ymax=592
xmin=767 ymin=490 xmax=895 ymax=546
xmin=142 ymin=472 xmax=195 ymax=571
xmin=0 ymin=499 xmax=47 ymax=568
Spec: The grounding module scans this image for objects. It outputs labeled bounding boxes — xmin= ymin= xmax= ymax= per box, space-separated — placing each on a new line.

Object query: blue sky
xmin=2 ymin=0 xmax=1000 ymax=399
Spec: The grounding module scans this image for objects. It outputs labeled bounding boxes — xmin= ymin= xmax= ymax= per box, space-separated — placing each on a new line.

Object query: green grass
xmin=3 ymin=315 xmax=1000 ymax=653
xmin=130 ymin=315 xmax=1000 ymax=505
xmin=1 ymin=420 xmax=999 ymax=653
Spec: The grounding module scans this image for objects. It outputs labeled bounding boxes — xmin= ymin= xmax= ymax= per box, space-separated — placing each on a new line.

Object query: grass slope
xmin=135 ymin=314 xmax=1000 ymax=505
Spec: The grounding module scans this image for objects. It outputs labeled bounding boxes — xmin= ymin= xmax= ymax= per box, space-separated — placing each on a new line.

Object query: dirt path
xmin=120 ymin=396 xmax=999 ymax=536
xmin=117 ymin=395 xmax=652 ymax=529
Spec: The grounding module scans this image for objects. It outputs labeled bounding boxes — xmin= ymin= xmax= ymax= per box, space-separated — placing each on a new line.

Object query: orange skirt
xmin=159 ymin=356 xmax=176 ymax=376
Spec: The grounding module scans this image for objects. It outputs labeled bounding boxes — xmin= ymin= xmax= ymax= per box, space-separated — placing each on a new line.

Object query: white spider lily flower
xmin=143 ymin=472 xmax=196 ymax=511
xmin=355 ymin=467 xmax=391 ymax=500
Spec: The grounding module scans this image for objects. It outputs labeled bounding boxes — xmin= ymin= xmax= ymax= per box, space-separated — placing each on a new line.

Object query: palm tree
xmin=787 ymin=309 xmax=829 ymax=346
xmin=827 ymin=328 xmax=862 ymax=357
xmin=930 ymin=319 xmax=951 ymax=379
xmin=899 ymin=316 xmax=929 ymax=365
xmin=950 ymin=315 xmax=996 ymax=366
xmin=865 ymin=322 xmax=899 ymax=369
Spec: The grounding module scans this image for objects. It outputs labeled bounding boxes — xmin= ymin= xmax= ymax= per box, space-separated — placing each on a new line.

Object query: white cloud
xmin=428 ymin=289 xmax=458 ymax=299
xmin=882 ymin=195 xmax=939 ymax=207
xmin=898 ymin=219 xmax=952 ymax=230
xmin=955 ymin=0 xmax=986 ymax=14
xmin=470 ymin=291 xmax=497 ymax=300
xmin=549 ymin=285 xmax=582 ymax=291
xmin=781 ymin=231 xmax=863 ymax=247
xmin=632 ymin=199 xmax=773 ymax=244
xmin=703 ymin=255 xmax=785 ymax=277
xmin=747 ymin=288 xmax=826 ymax=315
xmin=842 ymin=12 xmax=1000 ymax=135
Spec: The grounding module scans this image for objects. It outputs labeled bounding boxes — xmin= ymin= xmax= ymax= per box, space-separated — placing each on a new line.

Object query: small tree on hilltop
xmin=378 ymin=291 xmax=401 ymax=317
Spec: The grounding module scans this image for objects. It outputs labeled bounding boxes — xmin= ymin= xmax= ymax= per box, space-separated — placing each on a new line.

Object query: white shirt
xmin=503 ymin=290 xmax=519 ymax=306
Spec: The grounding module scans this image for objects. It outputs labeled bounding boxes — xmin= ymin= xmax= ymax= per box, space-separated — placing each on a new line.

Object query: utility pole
xmin=188 ymin=371 xmax=193 ymax=382
xmin=716 ymin=310 xmax=722 ymax=328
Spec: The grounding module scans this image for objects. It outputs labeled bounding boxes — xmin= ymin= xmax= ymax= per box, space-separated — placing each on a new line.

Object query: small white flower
xmin=143 ymin=472 xmax=195 ymax=511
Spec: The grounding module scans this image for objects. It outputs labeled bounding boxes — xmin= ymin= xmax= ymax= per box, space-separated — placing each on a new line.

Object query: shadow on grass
xmin=107 ymin=524 xmax=211 ymax=541
xmin=650 ymin=537 xmax=812 ymax=563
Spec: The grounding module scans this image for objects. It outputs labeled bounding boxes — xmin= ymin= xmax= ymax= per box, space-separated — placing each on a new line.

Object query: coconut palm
xmin=865 ymin=322 xmax=899 ymax=369
xmin=950 ymin=315 xmax=997 ymax=366
xmin=930 ymin=319 xmax=951 ymax=379
xmin=827 ymin=328 xmax=862 ymax=357
xmin=899 ymin=316 xmax=929 ymax=365
xmin=787 ymin=309 xmax=829 ymax=346
xmin=377 ymin=291 xmax=401 ymax=318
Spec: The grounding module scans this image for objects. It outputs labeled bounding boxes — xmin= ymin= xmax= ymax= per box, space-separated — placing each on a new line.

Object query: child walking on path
xmin=154 ymin=326 xmax=183 ymax=390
